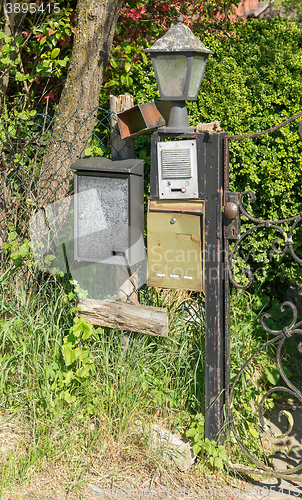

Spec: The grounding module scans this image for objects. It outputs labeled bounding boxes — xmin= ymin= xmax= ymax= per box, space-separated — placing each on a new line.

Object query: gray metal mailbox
xmin=72 ymin=157 xmax=144 ymax=267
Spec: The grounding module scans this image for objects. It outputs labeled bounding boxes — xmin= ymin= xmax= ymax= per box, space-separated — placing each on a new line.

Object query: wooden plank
xmin=110 ymin=94 xmax=135 ymax=160
xmin=79 ymin=298 xmax=169 ymax=337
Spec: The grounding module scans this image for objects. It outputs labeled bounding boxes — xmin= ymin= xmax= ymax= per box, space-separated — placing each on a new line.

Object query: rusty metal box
xmin=147 ymin=200 xmax=204 ymax=291
xmin=117 ymin=101 xmax=172 ymax=139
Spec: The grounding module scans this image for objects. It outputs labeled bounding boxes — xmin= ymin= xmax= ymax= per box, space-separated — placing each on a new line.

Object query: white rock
xmin=140 ymin=423 xmax=195 ymax=471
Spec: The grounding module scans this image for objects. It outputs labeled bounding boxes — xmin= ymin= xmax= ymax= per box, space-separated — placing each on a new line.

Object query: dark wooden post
xmin=149 ymin=128 xmax=226 ymax=440
xmin=197 ymin=132 xmax=226 ymax=442
xmin=110 ymin=94 xmax=135 ymax=160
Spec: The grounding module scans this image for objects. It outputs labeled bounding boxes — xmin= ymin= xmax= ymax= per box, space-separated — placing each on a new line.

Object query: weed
xmin=0 ymin=238 xmax=299 ymax=490
xmin=185 ymin=414 xmax=228 ymax=470
xmin=0 ymin=259 xmax=207 ymax=491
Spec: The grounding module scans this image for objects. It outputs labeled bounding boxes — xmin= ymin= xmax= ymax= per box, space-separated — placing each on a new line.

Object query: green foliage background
xmin=100 ymin=18 xmax=302 ymax=295
xmin=1 ymin=8 xmax=302 ymax=296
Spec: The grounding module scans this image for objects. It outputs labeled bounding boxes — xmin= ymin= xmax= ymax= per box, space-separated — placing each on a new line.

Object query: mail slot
xmin=147 ymin=200 xmax=204 ymax=291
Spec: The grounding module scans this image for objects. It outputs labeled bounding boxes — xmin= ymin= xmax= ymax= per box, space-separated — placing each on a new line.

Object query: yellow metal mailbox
xmin=147 ymin=200 xmax=204 ymax=291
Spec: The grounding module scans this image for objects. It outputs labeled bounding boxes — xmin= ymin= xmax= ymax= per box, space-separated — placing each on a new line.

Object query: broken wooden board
xmin=79 ymin=299 xmax=168 ymax=337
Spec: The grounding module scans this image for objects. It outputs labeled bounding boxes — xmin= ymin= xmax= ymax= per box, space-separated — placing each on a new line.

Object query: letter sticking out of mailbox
xmin=147 ymin=200 xmax=204 ymax=291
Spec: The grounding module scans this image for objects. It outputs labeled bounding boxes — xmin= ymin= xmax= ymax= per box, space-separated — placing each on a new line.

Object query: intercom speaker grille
xmin=157 ymin=139 xmax=198 ymax=199
xmin=161 ymin=149 xmax=192 ymax=179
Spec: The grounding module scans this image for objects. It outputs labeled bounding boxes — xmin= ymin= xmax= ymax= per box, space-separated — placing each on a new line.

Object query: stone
xmin=139 ymin=423 xmax=195 ymax=471
xmin=196 ymin=121 xmax=222 ymax=134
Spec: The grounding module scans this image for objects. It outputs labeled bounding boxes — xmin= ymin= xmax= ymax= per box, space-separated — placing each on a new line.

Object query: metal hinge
xmin=224 ymin=192 xmax=240 ymax=240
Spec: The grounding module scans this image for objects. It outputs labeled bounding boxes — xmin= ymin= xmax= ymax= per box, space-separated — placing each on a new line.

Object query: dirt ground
xmin=1 ymin=411 xmax=302 ymax=500
xmin=1 ymin=463 xmax=302 ymax=500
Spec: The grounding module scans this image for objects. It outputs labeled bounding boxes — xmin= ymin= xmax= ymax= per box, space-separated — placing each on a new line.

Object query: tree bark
xmin=36 ymin=0 xmax=125 ymax=205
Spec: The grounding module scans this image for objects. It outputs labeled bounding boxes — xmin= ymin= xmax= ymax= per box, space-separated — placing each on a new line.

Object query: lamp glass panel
xmin=188 ymin=55 xmax=206 ymax=98
xmin=154 ymin=54 xmax=188 ymax=97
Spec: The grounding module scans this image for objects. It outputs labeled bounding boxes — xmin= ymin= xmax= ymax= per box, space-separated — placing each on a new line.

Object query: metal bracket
xmin=224 ymin=192 xmax=240 ymax=240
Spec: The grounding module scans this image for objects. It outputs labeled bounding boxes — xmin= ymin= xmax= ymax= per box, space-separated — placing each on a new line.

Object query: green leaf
xmin=249 ymin=424 xmax=259 ymax=439
xmin=203 ymin=438 xmax=215 ymax=454
xmin=218 ymin=446 xmax=228 ymax=461
xmin=82 ymin=323 xmax=93 ymax=339
xmin=70 ymin=317 xmax=93 ymax=339
xmin=9 ymin=231 xmax=17 ymax=241
xmin=76 ymin=364 xmax=91 ymax=378
xmin=74 ymin=347 xmax=89 ymax=361
xmin=51 ymin=48 xmax=60 ymax=59
xmin=2 ymin=44 xmax=11 ymax=54
xmin=214 ymin=457 xmax=223 ymax=469
xmin=265 ymin=366 xmax=280 ymax=385
xmin=110 ymin=58 xmax=117 ymax=69
xmin=64 ymin=371 xmax=74 ymax=385
xmin=62 ymin=343 xmax=76 ymax=366
xmin=15 ymin=35 xmax=23 ymax=46
xmin=104 ymin=79 xmax=118 ymax=88
xmin=141 ymin=52 xmax=148 ymax=64
xmin=192 ymin=442 xmax=202 ymax=455
xmin=283 ymin=366 xmax=293 ymax=379
xmin=186 ymin=428 xmax=197 ymax=437
xmin=125 ymin=61 xmax=131 ymax=73
xmin=64 ymin=390 xmax=76 ymax=403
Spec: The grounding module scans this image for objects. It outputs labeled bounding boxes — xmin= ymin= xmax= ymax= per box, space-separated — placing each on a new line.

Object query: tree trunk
xmin=36 ymin=0 xmax=124 ymax=206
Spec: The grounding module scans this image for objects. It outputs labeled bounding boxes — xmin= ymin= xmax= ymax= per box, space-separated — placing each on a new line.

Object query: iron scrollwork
xmin=227 ymin=190 xmax=302 ymax=289
xmin=229 ymin=300 xmax=302 ymax=474
xmin=226 ymin=114 xmax=302 ymax=474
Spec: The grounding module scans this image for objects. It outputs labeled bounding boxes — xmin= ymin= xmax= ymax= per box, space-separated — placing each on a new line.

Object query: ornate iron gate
xmin=224 ymin=111 xmax=302 ymax=476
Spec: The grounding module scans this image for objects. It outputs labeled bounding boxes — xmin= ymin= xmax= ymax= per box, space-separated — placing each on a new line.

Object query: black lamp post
xmin=144 ymin=16 xmax=213 ymax=133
